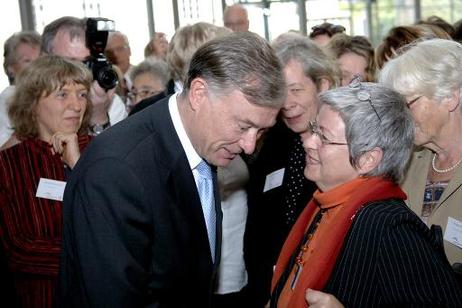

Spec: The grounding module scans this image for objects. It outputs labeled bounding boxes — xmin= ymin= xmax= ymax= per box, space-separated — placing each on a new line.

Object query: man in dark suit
xmin=56 ymin=32 xmax=286 ymax=307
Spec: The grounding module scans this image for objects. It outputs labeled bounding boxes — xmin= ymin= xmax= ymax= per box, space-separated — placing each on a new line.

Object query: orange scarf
xmin=271 ymin=176 xmax=406 ymax=308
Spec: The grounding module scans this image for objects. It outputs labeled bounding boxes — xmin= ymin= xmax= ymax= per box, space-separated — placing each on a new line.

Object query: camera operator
xmin=41 ymin=16 xmax=127 ymax=135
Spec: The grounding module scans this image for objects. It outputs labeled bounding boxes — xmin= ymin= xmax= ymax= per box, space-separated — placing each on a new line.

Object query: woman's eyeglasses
xmin=308 ymin=121 xmax=348 ymax=146
xmin=406 ymin=96 xmax=422 ymax=108
xmin=128 ymin=89 xmax=162 ymax=101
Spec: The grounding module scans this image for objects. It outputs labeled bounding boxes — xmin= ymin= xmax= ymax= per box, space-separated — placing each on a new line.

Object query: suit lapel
xmin=154 ymin=99 xmax=216 ymax=266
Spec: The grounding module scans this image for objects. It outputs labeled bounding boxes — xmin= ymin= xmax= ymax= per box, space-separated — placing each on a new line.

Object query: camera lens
xmin=96 ymin=66 xmax=118 ymax=90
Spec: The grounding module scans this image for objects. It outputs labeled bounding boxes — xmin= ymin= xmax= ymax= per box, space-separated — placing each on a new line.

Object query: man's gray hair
xmin=41 ymin=16 xmax=85 ymax=55
xmin=185 ymin=31 xmax=287 ymax=108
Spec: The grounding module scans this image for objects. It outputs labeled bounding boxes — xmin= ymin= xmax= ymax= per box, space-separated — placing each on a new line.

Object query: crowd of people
xmin=1 ymin=3 xmax=462 ymax=308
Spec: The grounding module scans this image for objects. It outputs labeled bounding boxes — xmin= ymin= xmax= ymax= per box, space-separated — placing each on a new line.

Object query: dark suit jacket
xmin=57 ymin=97 xmax=222 ymax=307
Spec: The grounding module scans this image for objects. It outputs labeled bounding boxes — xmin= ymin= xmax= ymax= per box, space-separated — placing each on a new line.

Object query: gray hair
xmin=184 ymin=31 xmax=286 ymax=108
xmin=272 ymin=33 xmax=340 ymax=89
xmin=3 ymin=30 xmax=41 ymax=83
xmin=41 ymin=16 xmax=85 ymax=55
xmin=130 ymin=58 xmax=169 ymax=88
xmin=318 ymin=82 xmax=414 ymax=183
xmin=379 ymin=39 xmax=462 ymax=102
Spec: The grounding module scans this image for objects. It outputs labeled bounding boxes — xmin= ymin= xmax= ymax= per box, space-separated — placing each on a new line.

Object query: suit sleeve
xmin=59 ymin=157 xmax=154 ymax=307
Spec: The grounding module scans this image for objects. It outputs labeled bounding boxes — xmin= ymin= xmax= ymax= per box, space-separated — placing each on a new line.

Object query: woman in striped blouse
xmin=270 ymin=80 xmax=462 ymax=307
xmin=0 ymin=55 xmax=92 ymax=307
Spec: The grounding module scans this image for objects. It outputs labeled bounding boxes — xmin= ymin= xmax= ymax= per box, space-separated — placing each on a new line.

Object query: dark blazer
xmin=244 ymin=121 xmax=317 ymax=307
xmin=57 ymin=97 xmax=223 ymax=307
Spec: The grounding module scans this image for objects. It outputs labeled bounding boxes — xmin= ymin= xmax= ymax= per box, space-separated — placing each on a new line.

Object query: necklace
xmin=432 ymin=153 xmax=462 ymax=173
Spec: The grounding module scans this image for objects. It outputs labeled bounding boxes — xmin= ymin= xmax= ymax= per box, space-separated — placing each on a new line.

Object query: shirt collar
xmin=168 ymin=93 xmax=202 ymax=171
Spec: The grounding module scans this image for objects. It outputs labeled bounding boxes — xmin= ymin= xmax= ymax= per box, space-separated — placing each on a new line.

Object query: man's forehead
xmin=52 ymin=30 xmax=90 ymax=61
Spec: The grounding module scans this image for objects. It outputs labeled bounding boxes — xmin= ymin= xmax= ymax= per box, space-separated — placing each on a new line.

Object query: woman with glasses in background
xmin=380 ymin=38 xmax=462 ymax=276
xmin=126 ymin=58 xmax=169 ymax=113
xmin=270 ymin=80 xmax=462 ymax=307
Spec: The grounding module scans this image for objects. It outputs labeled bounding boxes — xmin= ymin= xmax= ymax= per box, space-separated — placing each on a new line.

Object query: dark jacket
xmin=57 ymin=97 xmax=222 ymax=307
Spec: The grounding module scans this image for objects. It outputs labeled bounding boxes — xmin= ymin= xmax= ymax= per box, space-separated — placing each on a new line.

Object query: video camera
xmin=84 ymin=17 xmax=118 ymax=90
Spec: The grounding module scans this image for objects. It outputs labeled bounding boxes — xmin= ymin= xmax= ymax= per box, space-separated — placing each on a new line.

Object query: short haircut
xmin=324 ymin=33 xmax=376 ymax=82
xmin=318 ymin=82 xmax=414 ymax=183
xmin=3 ymin=31 xmax=41 ymax=83
xmin=185 ymin=31 xmax=286 ymax=108
xmin=379 ymin=39 xmax=462 ymax=101
xmin=130 ymin=58 xmax=169 ymax=88
xmin=41 ymin=16 xmax=85 ymax=55
xmin=167 ymin=22 xmax=231 ymax=83
xmin=309 ymin=22 xmax=345 ymax=39
xmin=272 ymin=33 xmax=340 ymax=89
xmin=8 ymin=55 xmax=93 ymax=139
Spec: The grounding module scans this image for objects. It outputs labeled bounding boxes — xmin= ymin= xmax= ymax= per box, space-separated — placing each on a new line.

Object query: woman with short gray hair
xmin=380 ymin=38 xmax=462 ymax=272
xmin=271 ymin=80 xmax=462 ymax=307
xmin=127 ymin=58 xmax=169 ymax=111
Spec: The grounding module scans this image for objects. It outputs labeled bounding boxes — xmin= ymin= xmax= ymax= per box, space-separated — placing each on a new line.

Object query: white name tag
xmin=36 ymin=178 xmax=67 ymax=202
xmin=263 ymin=168 xmax=285 ymax=193
xmin=444 ymin=217 xmax=462 ymax=249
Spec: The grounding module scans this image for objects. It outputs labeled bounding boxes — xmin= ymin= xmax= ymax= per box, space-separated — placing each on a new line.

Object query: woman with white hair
xmin=380 ymin=38 xmax=462 ymax=269
xmin=270 ymin=80 xmax=462 ymax=307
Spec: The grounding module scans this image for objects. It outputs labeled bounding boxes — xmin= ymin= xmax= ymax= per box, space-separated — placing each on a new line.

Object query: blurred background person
xmin=223 ymin=4 xmax=249 ymax=32
xmin=417 ymin=15 xmax=455 ymax=39
xmin=105 ymin=31 xmax=134 ymax=98
xmin=308 ymin=22 xmax=345 ymax=46
xmin=144 ymin=32 xmax=169 ymax=60
xmin=380 ymin=38 xmax=462 ymax=274
xmin=324 ymin=33 xmax=376 ymax=85
xmin=130 ymin=22 xmax=231 ymax=115
xmin=3 ymin=31 xmax=41 ymax=86
xmin=0 ymin=55 xmax=92 ymax=308
xmin=127 ymin=58 xmax=169 ymax=112
xmin=244 ymin=33 xmax=339 ymax=307
xmin=375 ymin=24 xmax=451 ymax=69
xmin=271 ymin=81 xmax=462 ymax=307
xmin=0 ymin=30 xmax=41 ymax=147
xmin=41 ymin=16 xmax=127 ymax=136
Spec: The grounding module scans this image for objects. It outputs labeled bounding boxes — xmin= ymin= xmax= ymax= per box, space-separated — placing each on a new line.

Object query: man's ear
xmin=357 ymin=147 xmax=383 ymax=174
xmin=188 ymin=78 xmax=208 ymax=111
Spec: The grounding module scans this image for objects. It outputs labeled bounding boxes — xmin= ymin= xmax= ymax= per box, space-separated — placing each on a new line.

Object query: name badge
xmin=263 ymin=168 xmax=285 ymax=192
xmin=444 ymin=217 xmax=462 ymax=249
xmin=36 ymin=178 xmax=67 ymax=202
